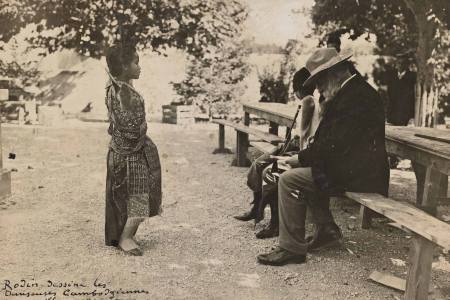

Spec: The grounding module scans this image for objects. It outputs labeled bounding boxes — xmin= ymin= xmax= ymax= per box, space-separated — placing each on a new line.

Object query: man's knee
xmin=279 ymin=170 xmax=294 ymax=189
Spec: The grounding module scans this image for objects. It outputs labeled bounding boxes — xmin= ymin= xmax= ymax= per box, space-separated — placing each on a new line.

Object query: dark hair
xmin=326 ymin=33 xmax=341 ymax=52
xmin=293 ymin=67 xmax=314 ymax=96
xmin=105 ymin=44 xmax=137 ymax=77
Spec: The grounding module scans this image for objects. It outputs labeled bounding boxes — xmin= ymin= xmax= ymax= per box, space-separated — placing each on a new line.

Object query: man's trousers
xmin=278 ymin=167 xmax=334 ymax=255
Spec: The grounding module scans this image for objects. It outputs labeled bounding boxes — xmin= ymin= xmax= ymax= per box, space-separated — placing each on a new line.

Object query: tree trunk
xmin=404 ymin=0 xmax=438 ymax=127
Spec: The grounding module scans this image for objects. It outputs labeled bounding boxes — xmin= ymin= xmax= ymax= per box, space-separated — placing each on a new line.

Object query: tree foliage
xmin=310 ymin=0 xmax=450 ymax=124
xmin=0 ymin=0 xmax=249 ymax=109
xmin=172 ymin=36 xmax=250 ymax=117
xmin=257 ymin=40 xmax=304 ymax=104
xmin=0 ymin=0 xmax=247 ymax=59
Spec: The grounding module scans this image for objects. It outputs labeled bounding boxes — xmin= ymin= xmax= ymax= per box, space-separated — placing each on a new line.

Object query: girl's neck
xmin=117 ymin=74 xmax=133 ymax=86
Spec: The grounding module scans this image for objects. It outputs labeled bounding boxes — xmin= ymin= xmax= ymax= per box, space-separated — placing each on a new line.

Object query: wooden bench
xmin=211 ymin=119 xmax=284 ymax=167
xmin=345 ymin=192 xmax=450 ymax=299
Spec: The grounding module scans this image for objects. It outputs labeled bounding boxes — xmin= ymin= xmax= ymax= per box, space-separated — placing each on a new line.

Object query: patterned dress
xmin=104 ymin=74 xmax=162 ymax=247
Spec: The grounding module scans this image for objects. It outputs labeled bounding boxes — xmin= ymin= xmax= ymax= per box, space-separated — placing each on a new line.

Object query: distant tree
xmin=257 ymin=39 xmax=304 ymax=103
xmin=172 ymin=35 xmax=250 ymax=117
xmin=257 ymin=66 xmax=288 ymax=104
xmin=310 ymin=0 xmax=449 ymax=126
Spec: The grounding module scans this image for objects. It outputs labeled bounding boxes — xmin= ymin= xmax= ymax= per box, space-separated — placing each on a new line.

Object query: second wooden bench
xmin=211 ymin=119 xmax=284 ymax=167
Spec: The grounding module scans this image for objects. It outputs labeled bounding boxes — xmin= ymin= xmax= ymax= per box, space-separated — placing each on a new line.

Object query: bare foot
xmin=119 ymin=238 xmax=139 ymax=251
xmin=132 ymin=236 xmax=141 ymax=245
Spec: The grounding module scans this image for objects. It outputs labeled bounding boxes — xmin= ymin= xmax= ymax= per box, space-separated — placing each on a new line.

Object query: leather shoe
xmin=257 ymin=247 xmax=306 ymax=266
xmin=307 ymin=223 xmax=343 ymax=252
xmin=255 ymin=223 xmax=279 ymax=239
xmin=234 ymin=210 xmax=256 ymax=222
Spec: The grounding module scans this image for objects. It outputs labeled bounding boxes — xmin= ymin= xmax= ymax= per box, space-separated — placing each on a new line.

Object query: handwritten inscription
xmin=2 ymin=278 xmax=149 ymax=300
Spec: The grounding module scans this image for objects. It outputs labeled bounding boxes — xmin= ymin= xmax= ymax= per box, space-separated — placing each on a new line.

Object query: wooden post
xmin=0 ymin=120 xmax=2 ymax=168
xmin=269 ymin=121 xmax=279 ymax=135
xmin=418 ymin=164 xmax=445 ymax=216
xmin=360 ymin=206 xmax=372 ymax=229
xmin=412 ymin=161 xmax=426 ymax=206
xmin=438 ymin=175 xmax=448 ymax=204
xmin=405 ymin=163 xmax=441 ymax=298
xmin=0 ymin=110 xmax=11 ymax=199
xmin=359 ymin=206 xmax=385 ymax=229
xmin=244 ymin=112 xmax=250 ymax=126
xmin=413 ymin=162 xmax=448 ymax=210
xmin=219 ymin=124 xmax=225 ymax=150
xmin=405 ymin=236 xmax=434 ymax=299
xmin=212 ymin=124 xmax=232 ymax=154
xmin=235 ymin=131 xmax=250 ymax=167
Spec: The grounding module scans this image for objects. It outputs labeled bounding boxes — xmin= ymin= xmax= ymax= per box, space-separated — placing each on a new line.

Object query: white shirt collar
xmin=341 ymin=74 xmax=356 ymax=89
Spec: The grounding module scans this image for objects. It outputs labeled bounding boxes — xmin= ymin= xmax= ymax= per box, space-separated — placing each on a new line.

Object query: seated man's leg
xmin=247 ymin=152 xmax=273 ymax=192
xmin=254 ymin=165 xmax=279 ymax=239
xmin=277 ymin=168 xmax=342 ymax=252
xmin=258 ymin=167 xmax=340 ymax=265
xmin=235 ymin=152 xmax=274 ymax=221
xmin=305 ymin=188 xmax=342 ymax=251
xmin=278 ymin=167 xmax=313 ymax=255
xmin=257 ymin=167 xmax=312 ymax=265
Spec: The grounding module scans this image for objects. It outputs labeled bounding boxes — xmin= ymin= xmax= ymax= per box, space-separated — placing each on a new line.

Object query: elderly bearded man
xmin=257 ymin=48 xmax=389 ymax=266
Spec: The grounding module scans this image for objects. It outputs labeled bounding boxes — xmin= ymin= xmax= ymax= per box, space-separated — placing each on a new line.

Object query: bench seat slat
xmin=250 ymin=141 xmax=278 ymax=154
xmin=212 ymin=119 xmax=284 ymax=144
xmin=345 ymin=192 xmax=450 ymax=250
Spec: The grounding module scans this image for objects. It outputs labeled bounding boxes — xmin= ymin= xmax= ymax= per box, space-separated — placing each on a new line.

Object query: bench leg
xmin=360 ymin=205 xmax=385 ymax=229
xmin=412 ymin=163 xmax=447 ymax=210
xmin=269 ymin=121 xmax=279 ymax=135
xmin=232 ymin=131 xmax=251 ymax=167
xmin=412 ymin=162 xmax=426 ymax=206
xmin=405 ymin=236 xmax=434 ymax=300
xmin=360 ymin=206 xmax=373 ymax=229
xmin=213 ymin=124 xmax=232 ymax=154
xmin=244 ymin=112 xmax=250 ymax=126
xmin=420 ymin=165 xmax=446 ymax=216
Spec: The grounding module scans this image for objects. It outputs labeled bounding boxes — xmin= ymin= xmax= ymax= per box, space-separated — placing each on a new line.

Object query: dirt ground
xmin=0 ymin=121 xmax=449 ymax=300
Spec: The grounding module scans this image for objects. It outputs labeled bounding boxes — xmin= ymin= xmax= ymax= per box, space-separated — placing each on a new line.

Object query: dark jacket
xmin=387 ymin=70 xmax=416 ymax=126
xmin=298 ymin=75 xmax=389 ymax=196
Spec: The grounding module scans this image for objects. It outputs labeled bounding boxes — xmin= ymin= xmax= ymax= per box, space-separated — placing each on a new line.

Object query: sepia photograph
xmin=0 ymin=0 xmax=449 ymax=299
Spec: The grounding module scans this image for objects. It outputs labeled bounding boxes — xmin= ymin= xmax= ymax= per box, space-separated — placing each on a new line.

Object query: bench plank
xmin=243 ymin=102 xmax=296 ymax=127
xmin=250 ymin=141 xmax=278 ymax=154
xmin=345 ymin=192 xmax=450 ymax=250
xmin=212 ymin=119 xmax=284 ymax=144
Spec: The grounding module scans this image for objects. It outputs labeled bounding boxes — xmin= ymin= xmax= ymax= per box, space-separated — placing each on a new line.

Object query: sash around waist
xmin=109 ymin=135 xmax=146 ymax=156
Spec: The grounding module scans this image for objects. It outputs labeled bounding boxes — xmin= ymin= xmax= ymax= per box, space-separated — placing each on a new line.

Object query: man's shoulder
xmin=341 ymin=76 xmax=379 ymax=99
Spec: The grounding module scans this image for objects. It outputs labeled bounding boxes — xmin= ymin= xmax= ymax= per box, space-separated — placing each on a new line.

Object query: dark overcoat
xmin=298 ymin=75 xmax=390 ymax=196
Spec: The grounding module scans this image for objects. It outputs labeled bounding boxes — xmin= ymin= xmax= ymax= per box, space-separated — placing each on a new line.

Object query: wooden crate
xmin=162 ymin=105 xmax=177 ymax=124
xmin=0 ymin=78 xmax=10 ymax=101
xmin=162 ymin=105 xmax=194 ymax=124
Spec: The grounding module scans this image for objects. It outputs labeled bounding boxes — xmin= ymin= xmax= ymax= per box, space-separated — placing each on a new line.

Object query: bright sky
xmin=243 ymin=0 xmax=315 ymax=45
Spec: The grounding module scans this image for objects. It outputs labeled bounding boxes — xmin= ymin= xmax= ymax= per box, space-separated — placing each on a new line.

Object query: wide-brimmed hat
xmin=303 ymin=48 xmax=353 ymax=87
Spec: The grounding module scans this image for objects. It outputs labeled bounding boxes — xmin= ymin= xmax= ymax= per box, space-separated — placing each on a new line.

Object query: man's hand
xmin=270 ymin=155 xmax=301 ymax=169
